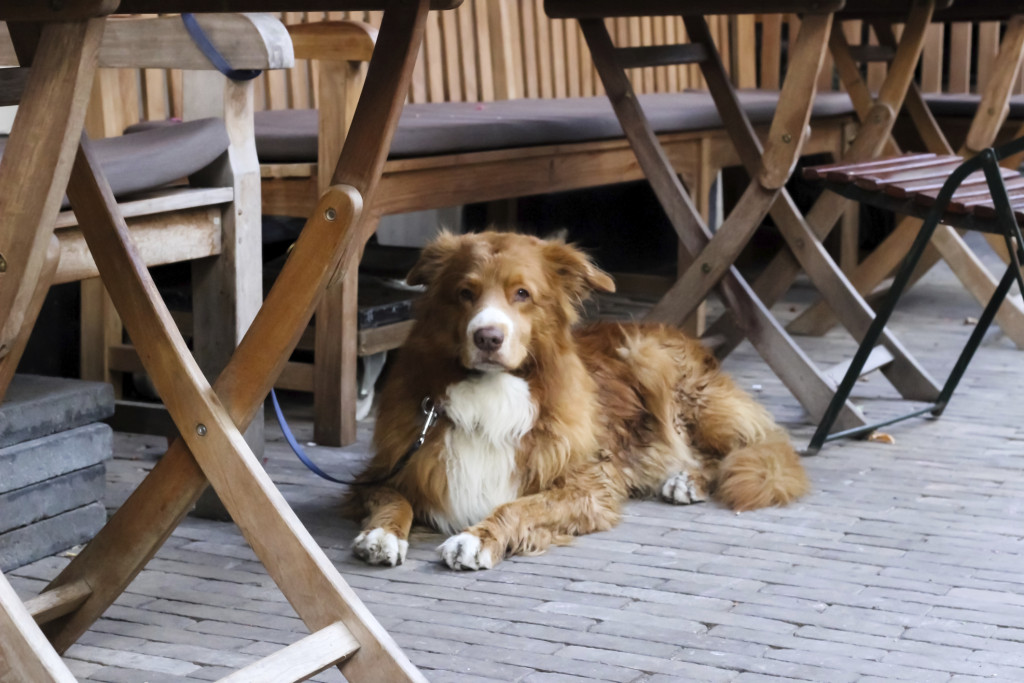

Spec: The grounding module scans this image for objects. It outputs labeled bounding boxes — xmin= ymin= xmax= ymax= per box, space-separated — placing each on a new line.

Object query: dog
xmin=347 ymin=231 xmax=808 ymax=570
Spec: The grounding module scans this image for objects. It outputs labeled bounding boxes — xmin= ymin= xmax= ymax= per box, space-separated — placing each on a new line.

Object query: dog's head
xmin=407 ymin=231 xmax=615 ymax=373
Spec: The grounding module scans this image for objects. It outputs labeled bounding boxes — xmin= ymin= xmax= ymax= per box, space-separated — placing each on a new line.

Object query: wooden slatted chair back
xmin=112 ymin=6 xmax=790 ymax=125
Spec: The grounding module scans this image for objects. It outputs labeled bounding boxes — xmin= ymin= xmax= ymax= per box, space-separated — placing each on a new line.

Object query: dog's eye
xmin=514 ymin=288 xmax=531 ymax=302
xmin=458 ymin=287 xmax=474 ymax=303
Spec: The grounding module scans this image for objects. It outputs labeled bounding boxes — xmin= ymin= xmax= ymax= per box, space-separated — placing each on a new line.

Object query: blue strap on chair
xmin=181 ymin=13 xmax=262 ymax=81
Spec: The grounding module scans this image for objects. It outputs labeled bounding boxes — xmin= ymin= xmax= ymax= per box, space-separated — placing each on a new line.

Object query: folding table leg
xmin=704 ymin=3 xmax=937 ymax=356
xmin=0 ymin=237 xmax=59 ymax=397
xmin=788 ymin=15 xmax=1024 ymax=346
xmin=38 ymin=3 xmax=432 ymax=681
xmin=579 ymin=12 xmax=868 ymax=430
xmin=0 ymin=19 xmax=105 ymax=400
xmin=0 ymin=571 xmax=76 ymax=683
xmin=681 ymin=13 xmax=940 ymax=403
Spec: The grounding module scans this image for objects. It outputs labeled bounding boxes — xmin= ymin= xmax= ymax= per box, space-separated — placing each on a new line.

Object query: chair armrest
xmin=287 ymin=21 xmax=377 ymax=62
xmin=99 ymin=13 xmax=294 ymax=70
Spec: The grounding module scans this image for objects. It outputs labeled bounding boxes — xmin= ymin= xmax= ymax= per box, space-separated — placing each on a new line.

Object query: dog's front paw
xmin=352 ymin=528 xmax=408 ymax=566
xmin=661 ymin=472 xmax=708 ymax=505
xmin=438 ymin=532 xmax=496 ymax=570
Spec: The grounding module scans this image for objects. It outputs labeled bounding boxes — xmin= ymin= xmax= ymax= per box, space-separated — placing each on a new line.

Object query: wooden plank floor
xmin=10 ymin=233 xmax=1024 ymax=682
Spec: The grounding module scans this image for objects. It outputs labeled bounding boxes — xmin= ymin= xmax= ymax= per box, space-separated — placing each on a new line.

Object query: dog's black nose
xmin=473 ymin=327 xmax=504 ymax=352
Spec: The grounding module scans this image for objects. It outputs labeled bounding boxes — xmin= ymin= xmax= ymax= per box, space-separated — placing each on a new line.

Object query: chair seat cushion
xmin=50 ymin=117 xmax=231 ymax=201
xmin=923 ymin=92 xmax=1024 ymax=120
xmin=254 ymin=90 xmax=856 ymax=164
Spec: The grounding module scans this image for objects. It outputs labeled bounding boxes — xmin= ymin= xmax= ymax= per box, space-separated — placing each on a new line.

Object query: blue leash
xmin=181 ymin=14 xmax=262 ymax=81
xmin=270 ymin=389 xmax=354 ymax=485
xmin=270 ymin=390 xmax=440 ymax=487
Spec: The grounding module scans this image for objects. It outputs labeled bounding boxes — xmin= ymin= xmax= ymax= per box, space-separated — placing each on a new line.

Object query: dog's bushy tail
xmin=715 ymin=434 xmax=809 ymax=511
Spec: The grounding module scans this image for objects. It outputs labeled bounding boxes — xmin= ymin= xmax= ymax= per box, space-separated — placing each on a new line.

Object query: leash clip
xmin=419 ymin=397 xmax=440 ymax=440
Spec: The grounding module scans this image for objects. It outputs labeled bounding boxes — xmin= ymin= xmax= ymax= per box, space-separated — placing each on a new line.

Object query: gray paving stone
xmin=392 ymin=620 xmax=564 ymax=654
xmin=0 ymin=464 xmax=106 ymax=532
xmin=0 ymin=374 xmax=114 ymax=448
xmin=460 ymin=643 xmax=643 ymax=682
xmin=0 ymin=422 xmax=111 ymax=494
xmin=404 ymin=649 xmax=533 ymax=681
xmin=502 ymin=622 xmax=681 ymax=658
xmin=20 ymin=251 xmax=1024 ymax=682
xmin=64 ymin=643 xmax=199 ymax=676
xmin=0 ymin=502 xmax=106 ymax=571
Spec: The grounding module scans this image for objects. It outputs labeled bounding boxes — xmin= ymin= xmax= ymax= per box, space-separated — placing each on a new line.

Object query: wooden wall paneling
xmin=424 ymin=10 xmax=445 ymax=101
xmin=947 ymin=21 xmax=972 ymax=93
xmin=519 ymin=2 xmax=540 ymax=98
xmin=475 ymin=0 xmax=495 ymax=101
xmin=731 ymin=14 xmax=757 ymax=88
xmin=761 ymin=14 xmax=783 ymax=90
xmin=977 ymin=21 xmax=1001 ymax=93
xmin=456 ymin=3 xmax=479 ymax=101
xmin=920 ymin=21 xmax=944 ymax=93
xmin=533 ymin=0 xmax=553 ymax=98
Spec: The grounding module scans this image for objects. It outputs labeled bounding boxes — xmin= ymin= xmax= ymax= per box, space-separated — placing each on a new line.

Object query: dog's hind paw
xmin=661 ymin=472 xmax=708 ymax=505
xmin=439 ymin=532 xmax=495 ymax=571
xmin=352 ymin=528 xmax=408 ymax=566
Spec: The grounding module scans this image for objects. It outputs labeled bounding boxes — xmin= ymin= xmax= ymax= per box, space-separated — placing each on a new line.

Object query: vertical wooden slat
xmin=665 ymin=15 xmax=679 ymax=92
xmin=551 ymin=15 xmax=567 ymax=97
xmin=488 ymin=0 xmax=516 ymax=99
xmin=534 ymin=0 xmax=553 ymax=99
xmin=761 ymin=14 xmax=783 ymax=90
xmin=977 ymin=21 xmax=1001 ymax=94
xmin=866 ymin=24 xmax=886 ymax=93
xmin=920 ymin=22 xmax=943 ymax=94
xmin=456 ymin=3 xmax=479 ymax=101
xmin=519 ymin=2 xmax=539 ymax=98
xmin=731 ymin=14 xmax=756 ymax=89
xmin=424 ymin=11 xmax=444 ymax=101
xmin=440 ymin=9 xmax=462 ymax=100
xmin=653 ymin=16 xmax=667 ymax=92
xmin=475 ymin=0 xmax=495 ymax=101
xmin=284 ymin=12 xmax=308 ymax=108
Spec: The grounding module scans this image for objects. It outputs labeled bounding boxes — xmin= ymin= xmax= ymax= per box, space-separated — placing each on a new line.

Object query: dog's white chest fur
xmin=429 ymin=372 xmax=536 ymax=535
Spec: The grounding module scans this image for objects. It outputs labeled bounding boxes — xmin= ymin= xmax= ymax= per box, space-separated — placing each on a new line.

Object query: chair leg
xmin=314 ymin=213 xmax=380 ymax=447
xmin=79 ymin=279 xmax=122 ymax=391
xmin=42 ymin=4 xmax=432 ymax=679
xmin=315 ymin=254 xmax=360 ymax=446
xmin=0 ymin=570 xmax=76 ymax=683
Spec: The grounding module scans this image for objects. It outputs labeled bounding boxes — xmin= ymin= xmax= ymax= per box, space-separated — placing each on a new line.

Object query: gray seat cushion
xmin=254 ymin=89 xmax=856 ymax=164
xmin=45 ymin=117 xmax=231 ymax=201
xmin=923 ymin=92 xmax=1024 ymax=120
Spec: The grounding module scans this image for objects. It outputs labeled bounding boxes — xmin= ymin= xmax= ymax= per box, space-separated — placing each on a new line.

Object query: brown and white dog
xmin=347 ymin=231 xmax=808 ymax=570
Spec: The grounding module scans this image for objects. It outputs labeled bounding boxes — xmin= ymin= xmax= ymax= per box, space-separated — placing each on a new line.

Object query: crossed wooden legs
xmin=578 ymin=7 xmax=941 ymax=433
xmin=1 ymin=2 xmax=432 ymax=680
xmin=788 ymin=15 xmax=1024 ymax=347
xmin=695 ymin=4 xmax=950 ymax=388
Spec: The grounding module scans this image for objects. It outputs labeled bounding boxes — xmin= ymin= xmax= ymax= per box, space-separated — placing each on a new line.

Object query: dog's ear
xmin=406 ymin=231 xmax=461 ymax=287
xmin=543 ymin=240 xmax=616 ymax=296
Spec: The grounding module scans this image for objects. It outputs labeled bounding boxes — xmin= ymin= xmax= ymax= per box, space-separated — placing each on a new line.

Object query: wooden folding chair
xmin=546 ymin=0 xmax=949 ymax=436
xmin=804 ymin=138 xmax=1024 ymax=451
xmin=0 ymin=1 xmax=458 ymax=680
xmin=790 ymin=3 xmax=1024 ymax=348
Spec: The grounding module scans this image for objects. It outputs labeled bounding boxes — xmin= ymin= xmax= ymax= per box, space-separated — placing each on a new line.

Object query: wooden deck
xmin=10 ymin=233 xmax=1024 ymax=682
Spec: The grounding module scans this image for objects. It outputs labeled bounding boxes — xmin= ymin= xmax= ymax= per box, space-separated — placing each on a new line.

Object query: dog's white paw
xmin=352 ymin=528 xmax=408 ymax=566
xmin=438 ymin=532 xmax=494 ymax=571
xmin=661 ymin=472 xmax=708 ymax=505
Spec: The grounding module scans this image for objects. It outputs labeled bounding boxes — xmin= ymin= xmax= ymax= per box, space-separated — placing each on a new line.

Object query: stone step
xmin=0 ymin=502 xmax=107 ymax=572
xmin=0 ymin=374 xmax=114 ymax=449
xmin=0 ymin=422 xmax=112 ymax=494
xmin=0 ymin=464 xmax=107 ymax=533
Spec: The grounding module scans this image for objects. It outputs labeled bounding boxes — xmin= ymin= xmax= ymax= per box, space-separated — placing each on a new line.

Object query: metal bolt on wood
xmin=196 ymin=424 xmax=208 ymax=437
xmin=324 ymin=207 xmax=337 ymax=221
